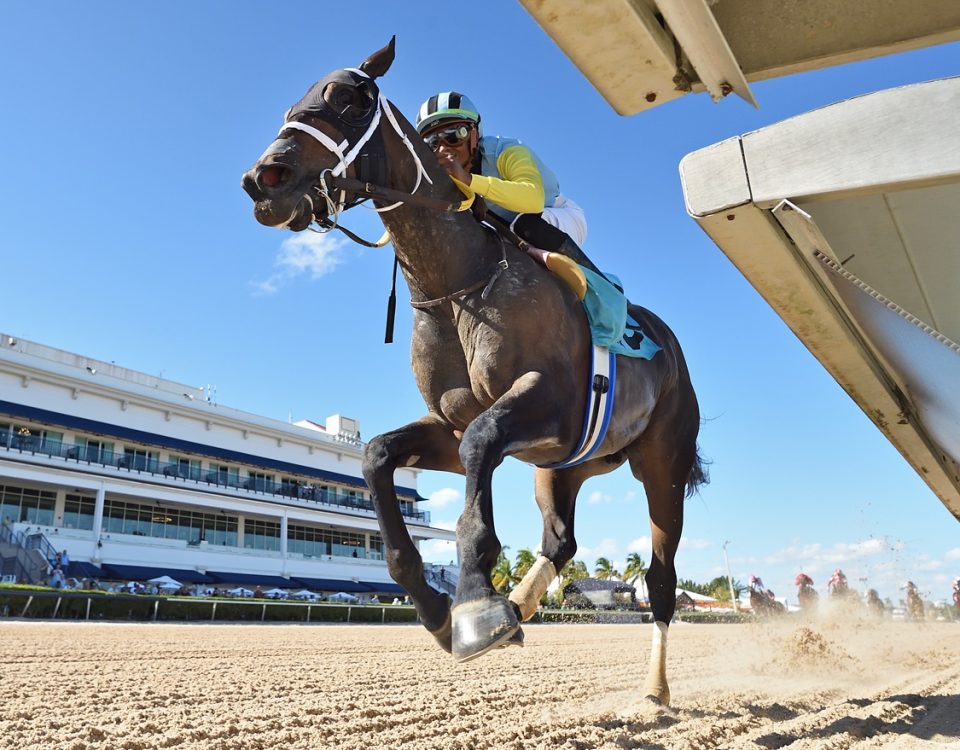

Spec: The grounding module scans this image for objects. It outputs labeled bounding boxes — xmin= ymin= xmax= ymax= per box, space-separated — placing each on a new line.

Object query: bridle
xmin=268 ymin=67 xmax=515 ymax=342
xmin=276 ymin=67 xmax=473 ymax=246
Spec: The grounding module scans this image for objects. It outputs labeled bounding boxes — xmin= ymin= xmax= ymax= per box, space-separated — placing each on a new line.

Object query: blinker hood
xmin=287 ymin=69 xmax=380 ymax=137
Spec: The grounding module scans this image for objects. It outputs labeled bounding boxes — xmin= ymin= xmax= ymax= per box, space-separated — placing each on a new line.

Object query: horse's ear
xmin=360 ymin=36 xmax=395 ymax=79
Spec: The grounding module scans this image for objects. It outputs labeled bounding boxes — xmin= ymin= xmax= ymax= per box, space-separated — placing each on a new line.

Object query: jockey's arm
xmin=469 ymin=145 xmax=545 ymax=214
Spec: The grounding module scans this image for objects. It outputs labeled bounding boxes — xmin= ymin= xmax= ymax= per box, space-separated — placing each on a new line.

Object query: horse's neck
xmin=376 ymin=114 xmax=498 ymax=301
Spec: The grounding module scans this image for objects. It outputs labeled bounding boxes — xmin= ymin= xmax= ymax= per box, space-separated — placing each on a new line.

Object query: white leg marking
xmin=508 ymin=556 xmax=557 ymax=621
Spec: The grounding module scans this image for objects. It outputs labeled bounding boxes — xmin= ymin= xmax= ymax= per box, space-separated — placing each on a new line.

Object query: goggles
xmin=424 ymin=123 xmax=472 ymax=150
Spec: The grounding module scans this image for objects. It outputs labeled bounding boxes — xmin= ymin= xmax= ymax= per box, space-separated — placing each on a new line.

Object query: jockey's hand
xmin=435 ymin=148 xmax=472 ymax=185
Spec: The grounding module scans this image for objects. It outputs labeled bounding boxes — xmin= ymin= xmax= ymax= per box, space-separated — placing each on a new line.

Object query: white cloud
xmin=586 ymin=489 xmax=638 ymax=505
xmin=424 ymin=487 xmax=462 ymax=510
xmin=946 ymin=547 xmax=960 ymax=561
xmin=252 ymin=232 xmax=347 ymax=295
xmin=419 ymin=538 xmax=457 ymax=562
xmin=627 ymin=536 xmax=652 ymax=553
xmin=679 ymin=537 xmax=713 ymax=551
xmin=578 ymin=537 xmax=620 ymax=563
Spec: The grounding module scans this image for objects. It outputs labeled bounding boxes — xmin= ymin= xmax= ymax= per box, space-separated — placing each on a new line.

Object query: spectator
xmin=254 ymin=586 xmax=264 ymax=599
xmin=60 ymin=549 xmax=70 ymax=568
xmin=391 ymin=597 xmax=401 ymax=605
xmin=48 ymin=566 xmax=65 ymax=589
xmin=370 ymin=595 xmax=380 ymax=604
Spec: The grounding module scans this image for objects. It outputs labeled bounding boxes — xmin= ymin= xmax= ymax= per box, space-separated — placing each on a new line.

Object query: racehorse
xmin=241 ymin=39 xmax=705 ymax=705
xmin=795 ymin=573 xmax=818 ymax=614
xmin=748 ymin=576 xmax=785 ymax=617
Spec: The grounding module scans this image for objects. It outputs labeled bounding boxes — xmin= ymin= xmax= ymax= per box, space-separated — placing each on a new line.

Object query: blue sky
xmin=2 ymin=3 xmax=957 ymax=606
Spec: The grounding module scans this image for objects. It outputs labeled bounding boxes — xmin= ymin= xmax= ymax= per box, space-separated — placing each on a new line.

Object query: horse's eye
xmin=336 ymin=90 xmax=354 ymax=107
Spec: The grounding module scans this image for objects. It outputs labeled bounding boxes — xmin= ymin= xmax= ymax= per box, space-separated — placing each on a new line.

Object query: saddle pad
xmin=581 ymin=267 xmax=661 ymax=360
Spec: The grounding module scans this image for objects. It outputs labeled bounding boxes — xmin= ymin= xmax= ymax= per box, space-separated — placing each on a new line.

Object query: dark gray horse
xmin=242 ymin=39 xmax=705 ymax=705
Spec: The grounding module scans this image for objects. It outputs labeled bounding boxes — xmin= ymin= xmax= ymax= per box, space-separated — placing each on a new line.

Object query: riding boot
xmin=524 ymin=245 xmax=586 ymax=300
xmin=554 ymin=236 xmax=612 ymax=286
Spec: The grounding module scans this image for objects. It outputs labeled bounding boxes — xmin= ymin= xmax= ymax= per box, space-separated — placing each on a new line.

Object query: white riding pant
xmin=511 ymin=194 xmax=588 ymax=247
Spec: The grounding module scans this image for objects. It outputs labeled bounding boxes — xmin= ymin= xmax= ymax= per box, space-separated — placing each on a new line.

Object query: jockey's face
xmin=423 ymin=120 xmax=478 ymax=170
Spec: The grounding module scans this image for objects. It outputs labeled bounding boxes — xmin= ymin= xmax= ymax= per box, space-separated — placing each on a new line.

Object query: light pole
xmin=723 ymin=540 xmax=738 ymax=612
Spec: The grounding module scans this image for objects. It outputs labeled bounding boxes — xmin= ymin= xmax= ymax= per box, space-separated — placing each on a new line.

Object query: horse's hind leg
xmin=508 ymin=467 xmax=584 ymax=620
xmin=363 ymin=415 xmax=464 ymax=653
xmin=627 ymin=437 xmax=694 ymax=707
xmin=509 ymin=458 xmax=624 ymax=619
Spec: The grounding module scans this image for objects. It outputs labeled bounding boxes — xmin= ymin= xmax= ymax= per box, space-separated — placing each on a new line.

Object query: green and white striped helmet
xmin=415 ymin=92 xmax=482 ymax=135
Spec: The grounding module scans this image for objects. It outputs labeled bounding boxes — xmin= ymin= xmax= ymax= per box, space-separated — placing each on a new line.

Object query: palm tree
xmin=513 ymin=548 xmax=537 ymax=582
xmin=491 ymin=547 xmax=515 ymax=594
xmin=559 ymin=558 xmax=589 ymax=583
xmin=594 ymin=557 xmax=620 ymax=580
xmin=623 ymin=552 xmax=648 ymax=604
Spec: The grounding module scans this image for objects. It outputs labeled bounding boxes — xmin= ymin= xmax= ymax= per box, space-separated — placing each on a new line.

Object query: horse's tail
xmin=684 ymin=443 xmax=709 ymax=498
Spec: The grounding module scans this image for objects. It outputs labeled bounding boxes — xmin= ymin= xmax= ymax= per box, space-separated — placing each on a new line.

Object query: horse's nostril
xmin=259 ymin=165 xmax=286 ymax=189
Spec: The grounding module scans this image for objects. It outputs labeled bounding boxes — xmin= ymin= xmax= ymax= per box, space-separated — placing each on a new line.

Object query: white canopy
xmin=227 ymin=587 xmax=253 ymax=597
xmin=148 ymin=575 xmax=182 ymax=588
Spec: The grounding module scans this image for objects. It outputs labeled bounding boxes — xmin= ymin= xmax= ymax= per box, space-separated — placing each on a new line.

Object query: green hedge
xmin=0 ymin=586 xmax=419 ymax=624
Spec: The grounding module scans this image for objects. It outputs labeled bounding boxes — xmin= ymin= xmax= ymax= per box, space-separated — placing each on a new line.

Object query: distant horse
xmin=795 ymin=573 xmax=818 ymax=614
xmin=241 ymin=39 xmax=705 ymax=705
xmin=749 ymin=576 xmax=785 ymax=617
xmin=904 ymin=582 xmax=924 ymax=621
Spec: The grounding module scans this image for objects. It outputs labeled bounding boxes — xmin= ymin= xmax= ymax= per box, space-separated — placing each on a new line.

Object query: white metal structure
xmin=679 ymin=79 xmax=960 ymax=518
xmin=520 ymin=0 xmax=960 ymax=114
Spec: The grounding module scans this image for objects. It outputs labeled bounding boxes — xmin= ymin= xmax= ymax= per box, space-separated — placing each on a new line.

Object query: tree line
xmin=490 ymin=547 xmax=745 ymax=607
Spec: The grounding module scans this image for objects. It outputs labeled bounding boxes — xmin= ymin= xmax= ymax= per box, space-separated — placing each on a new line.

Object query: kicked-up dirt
xmin=0 ymin=617 xmax=957 ymax=749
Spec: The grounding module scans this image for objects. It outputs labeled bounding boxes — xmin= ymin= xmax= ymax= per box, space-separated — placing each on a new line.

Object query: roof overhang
xmin=679 ymin=77 xmax=960 ymax=519
xmin=519 ymin=0 xmax=960 ymax=114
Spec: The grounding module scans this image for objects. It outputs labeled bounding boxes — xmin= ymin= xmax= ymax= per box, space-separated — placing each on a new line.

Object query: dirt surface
xmin=1 ymin=617 xmax=958 ymax=749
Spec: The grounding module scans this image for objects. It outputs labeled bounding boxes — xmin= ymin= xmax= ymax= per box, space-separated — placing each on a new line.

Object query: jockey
xmin=415 ymin=92 xmax=605 ymax=291
xmin=794 ymin=573 xmax=814 ymax=587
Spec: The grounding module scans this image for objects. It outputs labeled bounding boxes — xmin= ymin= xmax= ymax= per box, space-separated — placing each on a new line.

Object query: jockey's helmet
xmin=416 ymin=92 xmax=482 ymax=135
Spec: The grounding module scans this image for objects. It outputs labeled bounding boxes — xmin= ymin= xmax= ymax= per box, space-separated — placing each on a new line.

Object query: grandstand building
xmin=0 ymin=332 xmax=455 ymax=596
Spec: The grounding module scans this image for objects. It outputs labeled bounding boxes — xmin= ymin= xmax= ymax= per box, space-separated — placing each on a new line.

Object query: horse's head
xmin=241 ymin=38 xmax=396 ymax=231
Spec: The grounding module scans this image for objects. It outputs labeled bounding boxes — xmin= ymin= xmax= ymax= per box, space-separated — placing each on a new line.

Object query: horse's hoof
xmin=427 ymin=610 xmax=453 ymax=654
xmin=500 ymin=627 xmax=524 ymax=648
xmin=451 ymin=596 xmax=520 ymax=663
xmin=643 ymin=689 xmax=670 ymax=707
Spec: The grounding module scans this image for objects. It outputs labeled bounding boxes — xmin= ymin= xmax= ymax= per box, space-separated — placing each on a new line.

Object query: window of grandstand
xmin=0 ymin=423 xmax=8 ymax=447
xmin=246 ymin=471 xmax=273 ymax=492
xmin=243 ymin=518 xmax=280 ymax=551
xmin=74 ymin=437 xmax=115 ymax=464
xmin=122 ymin=447 xmax=160 ymax=472
xmin=0 ymin=484 xmax=56 ymax=525
xmin=103 ymin=499 xmax=239 ymax=544
xmin=165 ymin=456 xmax=202 ymax=480
xmin=63 ymin=493 xmax=96 ymax=530
xmin=6 ymin=424 xmax=63 ymax=454
xmin=208 ymin=464 xmax=240 ymax=487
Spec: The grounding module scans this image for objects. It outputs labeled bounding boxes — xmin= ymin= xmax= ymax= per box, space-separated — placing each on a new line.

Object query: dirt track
xmin=0 ymin=618 xmax=958 ymax=749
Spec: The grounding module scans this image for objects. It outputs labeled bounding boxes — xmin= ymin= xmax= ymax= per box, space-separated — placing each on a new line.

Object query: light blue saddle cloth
xmin=580 ymin=267 xmax=661 ymax=359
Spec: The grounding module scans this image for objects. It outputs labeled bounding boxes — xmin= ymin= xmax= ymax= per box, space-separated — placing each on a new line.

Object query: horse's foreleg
xmin=453 ymin=372 xmax=561 ymax=661
xmin=509 ymin=467 xmax=585 ymax=621
xmin=363 ymin=415 xmax=464 ymax=653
